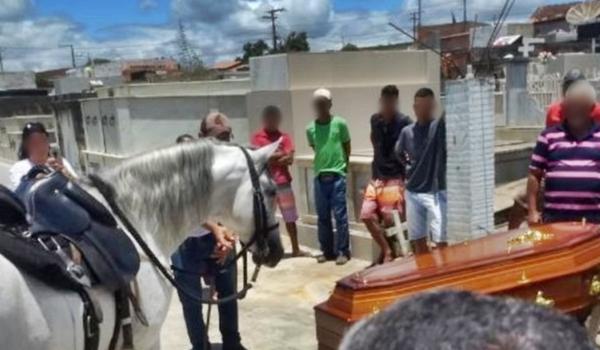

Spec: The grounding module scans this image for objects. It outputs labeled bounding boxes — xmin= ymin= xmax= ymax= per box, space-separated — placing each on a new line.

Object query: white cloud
xmin=0 ymin=18 xmax=87 ymax=71
xmin=0 ymin=0 xmax=566 ymax=71
xmin=0 ymin=0 xmax=31 ymax=21
xmin=171 ymin=0 xmax=241 ymax=22
xmin=139 ymin=0 xmax=159 ymax=11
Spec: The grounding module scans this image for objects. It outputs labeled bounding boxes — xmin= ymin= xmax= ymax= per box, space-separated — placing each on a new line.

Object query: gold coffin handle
xmin=535 ymin=291 xmax=555 ymax=307
xmin=590 ymin=275 xmax=600 ymax=297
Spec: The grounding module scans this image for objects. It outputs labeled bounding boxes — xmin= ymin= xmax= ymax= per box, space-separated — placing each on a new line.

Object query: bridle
xmin=90 ymin=145 xmax=279 ymax=305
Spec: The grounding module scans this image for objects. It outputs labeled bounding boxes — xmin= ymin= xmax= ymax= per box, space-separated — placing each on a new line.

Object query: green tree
xmin=278 ymin=31 xmax=310 ymax=53
xmin=241 ymin=39 xmax=270 ymax=63
xmin=341 ymin=43 xmax=359 ymax=51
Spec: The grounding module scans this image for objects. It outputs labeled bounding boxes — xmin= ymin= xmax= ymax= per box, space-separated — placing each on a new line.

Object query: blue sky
xmin=0 ymin=0 xmax=568 ymax=70
xmin=35 ymin=0 xmax=405 ymax=38
xmin=36 ymin=0 xmax=170 ymax=38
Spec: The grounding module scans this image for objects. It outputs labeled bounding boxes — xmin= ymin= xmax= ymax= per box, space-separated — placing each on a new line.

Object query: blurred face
xmin=380 ymin=95 xmax=399 ymax=117
xmin=263 ymin=111 xmax=281 ymax=131
xmin=25 ymin=132 xmax=50 ymax=164
xmin=312 ymin=98 xmax=332 ymax=119
xmin=214 ymin=130 xmax=232 ymax=142
xmin=563 ymin=97 xmax=594 ymax=130
xmin=413 ymin=96 xmax=436 ymax=122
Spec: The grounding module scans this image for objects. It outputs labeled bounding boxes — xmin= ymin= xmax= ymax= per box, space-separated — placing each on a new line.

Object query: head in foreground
xmin=340 ymin=290 xmax=595 ymax=350
xmin=563 ymin=80 xmax=597 ymax=131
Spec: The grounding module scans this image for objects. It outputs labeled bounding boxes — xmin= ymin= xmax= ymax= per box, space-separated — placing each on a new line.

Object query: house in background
xmin=417 ymin=21 xmax=489 ymax=78
xmin=528 ymin=1 xmax=600 ymax=38
xmin=121 ymin=59 xmax=180 ymax=82
xmin=211 ymin=60 xmax=250 ymax=79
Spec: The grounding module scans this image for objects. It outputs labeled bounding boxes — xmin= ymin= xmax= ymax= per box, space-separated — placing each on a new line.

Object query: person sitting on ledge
xmin=360 ymin=85 xmax=412 ymax=264
xmin=528 ymin=80 xmax=600 ymax=225
xmin=339 ymin=290 xmax=595 ymax=350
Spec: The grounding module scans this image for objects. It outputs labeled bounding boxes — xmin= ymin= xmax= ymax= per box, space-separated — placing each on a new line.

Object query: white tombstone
xmin=445 ymin=79 xmax=496 ymax=241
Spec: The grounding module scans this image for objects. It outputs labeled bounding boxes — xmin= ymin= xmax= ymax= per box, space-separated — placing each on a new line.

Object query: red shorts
xmin=359 ymin=178 xmax=405 ymax=220
xmin=276 ymin=183 xmax=299 ymax=223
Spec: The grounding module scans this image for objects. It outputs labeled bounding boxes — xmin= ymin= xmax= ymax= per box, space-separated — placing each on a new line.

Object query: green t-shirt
xmin=306 ymin=115 xmax=351 ymax=176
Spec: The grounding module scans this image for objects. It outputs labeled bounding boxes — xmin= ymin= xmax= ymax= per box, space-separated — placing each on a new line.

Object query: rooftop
xmin=531 ymin=1 xmax=580 ymax=23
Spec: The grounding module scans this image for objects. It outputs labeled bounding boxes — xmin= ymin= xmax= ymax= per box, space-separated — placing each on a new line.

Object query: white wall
xmin=248 ymin=50 xmax=441 ymax=155
xmin=0 ymin=72 xmax=36 ymax=90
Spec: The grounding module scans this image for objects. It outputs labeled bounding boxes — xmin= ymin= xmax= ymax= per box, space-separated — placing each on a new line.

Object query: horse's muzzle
xmin=252 ymin=225 xmax=283 ymax=268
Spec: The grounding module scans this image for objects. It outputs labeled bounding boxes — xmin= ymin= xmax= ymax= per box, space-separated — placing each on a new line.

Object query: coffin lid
xmin=340 ymin=223 xmax=599 ymax=290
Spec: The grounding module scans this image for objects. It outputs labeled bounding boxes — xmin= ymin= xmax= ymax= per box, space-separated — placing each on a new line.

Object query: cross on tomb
xmin=518 ymin=38 xmax=546 ymax=58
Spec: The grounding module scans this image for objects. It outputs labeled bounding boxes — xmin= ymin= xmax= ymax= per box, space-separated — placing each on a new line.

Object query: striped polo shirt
xmin=530 ymin=123 xmax=600 ymax=223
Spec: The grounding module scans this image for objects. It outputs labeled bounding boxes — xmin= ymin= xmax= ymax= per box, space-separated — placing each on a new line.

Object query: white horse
xmin=0 ymin=139 xmax=284 ymax=350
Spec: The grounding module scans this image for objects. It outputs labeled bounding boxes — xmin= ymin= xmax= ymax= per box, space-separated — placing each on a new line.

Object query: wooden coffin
xmin=314 ymin=223 xmax=600 ymax=350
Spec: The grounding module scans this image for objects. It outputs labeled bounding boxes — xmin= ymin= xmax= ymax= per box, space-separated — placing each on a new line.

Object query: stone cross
xmin=518 ymin=37 xmax=546 ymax=58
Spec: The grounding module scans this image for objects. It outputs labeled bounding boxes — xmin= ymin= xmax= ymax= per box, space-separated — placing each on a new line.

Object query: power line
xmin=59 ymin=44 xmax=76 ymax=68
xmin=388 ymin=21 xmax=465 ymax=77
xmin=262 ymin=8 xmax=285 ymax=50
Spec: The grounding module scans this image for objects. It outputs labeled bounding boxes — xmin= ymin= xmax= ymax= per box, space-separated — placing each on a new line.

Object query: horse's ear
xmin=251 ymin=138 xmax=282 ymax=170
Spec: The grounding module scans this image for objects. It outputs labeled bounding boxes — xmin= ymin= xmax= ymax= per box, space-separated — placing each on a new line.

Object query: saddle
xmin=16 ymin=170 xmax=140 ymax=291
xmin=0 ymin=185 xmax=26 ymax=227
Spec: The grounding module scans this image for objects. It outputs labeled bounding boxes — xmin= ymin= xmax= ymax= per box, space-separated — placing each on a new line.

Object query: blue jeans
xmin=314 ymin=174 xmax=350 ymax=257
xmin=171 ymin=235 xmax=241 ymax=350
xmin=405 ymin=190 xmax=448 ymax=243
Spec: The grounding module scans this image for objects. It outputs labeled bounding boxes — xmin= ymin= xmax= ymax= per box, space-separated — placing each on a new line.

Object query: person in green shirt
xmin=306 ymin=88 xmax=352 ymax=265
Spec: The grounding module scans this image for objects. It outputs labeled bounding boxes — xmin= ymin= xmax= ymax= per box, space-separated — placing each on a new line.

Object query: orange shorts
xmin=359 ymin=178 xmax=405 ymax=220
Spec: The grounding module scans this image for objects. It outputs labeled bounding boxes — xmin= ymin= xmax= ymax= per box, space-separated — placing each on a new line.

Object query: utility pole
xmin=463 ymin=0 xmax=468 ymax=23
xmin=60 ymin=44 xmax=76 ymax=68
xmin=262 ymin=8 xmax=285 ymax=51
xmin=0 ymin=48 xmax=4 ymax=73
xmin=417 ymin=0 xmax=422 ymax=30
xmin=410 ymin=12 xmax=419 ymax=45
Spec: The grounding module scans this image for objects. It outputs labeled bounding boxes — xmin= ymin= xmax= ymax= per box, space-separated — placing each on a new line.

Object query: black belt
xmin=318 ymin=172 xmax=340 ymax=180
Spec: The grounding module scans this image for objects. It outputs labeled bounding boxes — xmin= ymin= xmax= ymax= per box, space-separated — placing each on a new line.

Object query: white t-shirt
xmin=9 ymin=158 xmax=78 ymax=190
xmin=190 ymin=227 xmax=211 ymax=238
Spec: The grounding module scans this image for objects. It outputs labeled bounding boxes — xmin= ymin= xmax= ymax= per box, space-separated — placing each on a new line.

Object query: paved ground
xmin=160 ymin=241 xmax=368 ymax=350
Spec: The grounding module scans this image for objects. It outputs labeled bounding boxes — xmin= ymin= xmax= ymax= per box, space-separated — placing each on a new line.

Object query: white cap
xmin=313 ymin=88 xmax=332 ymax=101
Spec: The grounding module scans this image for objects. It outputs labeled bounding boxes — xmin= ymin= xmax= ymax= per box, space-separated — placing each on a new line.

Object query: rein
xmin=89 ymin=145 xmax=277 ymax=305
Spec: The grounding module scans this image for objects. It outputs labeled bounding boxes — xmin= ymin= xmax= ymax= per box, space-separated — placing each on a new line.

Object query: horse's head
xmin=216 ymin=141 xmax=284 ymax=268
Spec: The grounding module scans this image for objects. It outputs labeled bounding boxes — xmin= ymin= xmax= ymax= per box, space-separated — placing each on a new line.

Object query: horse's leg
xmin=586 ymin=304 xmax=600 ymax=345
xmin=131 ymin=262 xmax=173 ymax=350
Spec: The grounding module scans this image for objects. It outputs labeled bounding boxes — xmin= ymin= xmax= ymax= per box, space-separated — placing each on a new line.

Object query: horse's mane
xmin=102 ymin=139 xmax=215 ymax=251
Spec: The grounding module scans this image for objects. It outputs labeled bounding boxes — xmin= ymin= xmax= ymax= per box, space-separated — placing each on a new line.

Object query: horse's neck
xmin=134 ymin=145 xmax=244 ymax=258
xmin=85 ymin=184 xmax=173 ymax=263
xmin=94 ymin=144 xmax=245 ymax=260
